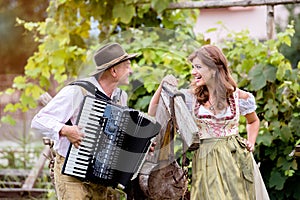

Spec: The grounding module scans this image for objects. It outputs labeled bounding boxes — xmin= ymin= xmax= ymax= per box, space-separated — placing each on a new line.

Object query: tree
xmin=0 ymin=0 xmax=48 ymax=75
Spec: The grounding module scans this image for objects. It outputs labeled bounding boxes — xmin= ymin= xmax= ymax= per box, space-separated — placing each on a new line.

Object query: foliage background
xmin=1 ymin=0 xmax=300 ymax=199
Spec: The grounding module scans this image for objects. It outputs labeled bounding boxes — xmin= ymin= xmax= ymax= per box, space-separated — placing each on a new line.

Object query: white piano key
xmin=64 ymin=168 xmax=86 ymax=178
xmin=66 ymin=157 xmax=89 ymax=165
xmin=65 ymin=160 xmax=88 ymax=170
xmin=80 ymin=141 xmax=94 ymax=148
xmin=83 ymin=132 xmax=96 ymax=139
xmin=69 ymin=153 xmax=90 ymax=161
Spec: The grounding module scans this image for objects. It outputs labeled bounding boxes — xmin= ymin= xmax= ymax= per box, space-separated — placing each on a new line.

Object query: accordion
xmin=61 ymin=95 xmax=161 ymax=189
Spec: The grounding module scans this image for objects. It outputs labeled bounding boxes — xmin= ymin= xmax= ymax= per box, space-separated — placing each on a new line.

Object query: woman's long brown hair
xmin=188 ymin=45 xmax=237 ymax=110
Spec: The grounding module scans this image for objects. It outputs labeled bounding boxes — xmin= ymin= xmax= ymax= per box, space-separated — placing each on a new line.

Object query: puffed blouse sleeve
xmin=239 ymin=92 xmax=257 ymax=116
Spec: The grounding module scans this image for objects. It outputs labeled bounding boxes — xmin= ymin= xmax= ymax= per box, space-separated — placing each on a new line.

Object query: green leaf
xmin=137 ymin=4 xmax=150 ymax=18
xmin=25 ymin=67 xmax=41 ymax=78
xmin=151 ymin=0 xmax=170 ymax=13
xmin=12 ymin=76 xmax=27 ymax=89
xmin=39 ymin=76 xmax=51 ymax=88
xmin=290 ymin=117 xmax=300 ymax=136
xmin=41 ymin=65 xmax=51 ymax=79
xmin=44 ymin=18 xmax=57 ymax=35
xmin=50 ymin=50 xmax=67 ymax=66
xmin=44 ymin=39 xmax=59 ymax=52
xmin=284 ymin=169 xmax=295 ymax=177
xmin=25 ymin=85 xmax=43 ymax=99
xmin=20 ymin=94 xmax=36 ymax=109
xmin=5 ymin=88 xmax=15 ymax=95
xmin=264 ymin=65 xmax=277 ymax=82
xmin=4 ymin=103 xmax=16 ymax=113
xmin=135 ymin=95 xmax=152 ymax=110
xmin=269 ymin=170 xmax=286 ymax=190
xmin=206 ymin=27 xmax=218 ymax=33
xmin=280 ymin=126 xmax=293 ymax=143
xmin=264 ymin=99 xmax=278 ymax=119
xmin=256 ymin=132 xmax=273 ymax=146
xmin=54 ymin=73 xmax=68 ymax=84
xmin=113 ymin=2 xmax=135 ymax=24
xmin=1 ymin=115 xmax=16 ymax=126
xmin=56 ymin=0 xmax=67 ymax=6
xmin=250 ymin=74 xmax=266 ymax=90
xmin=277 ymin=61 xmax=292 ymax=81
xmin=248 ymin=64 xmax=267 ymax=90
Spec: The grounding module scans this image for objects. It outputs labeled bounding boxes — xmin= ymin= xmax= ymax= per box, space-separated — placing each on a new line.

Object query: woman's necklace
xmin=208 ymin=99 xmax=215 ymax=112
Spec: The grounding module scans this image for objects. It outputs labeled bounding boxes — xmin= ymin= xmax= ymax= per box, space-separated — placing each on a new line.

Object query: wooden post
xmin=21 ymin=146 xmax=50 ymax=190
xmin=267 ymin=5 xmax=276 ymax=39
xmin=295 ymin=145 xmax=300 ymax=157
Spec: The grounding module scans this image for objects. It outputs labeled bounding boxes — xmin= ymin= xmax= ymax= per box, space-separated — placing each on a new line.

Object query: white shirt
xmin=31 ymin=76 xmax=128 ymax=157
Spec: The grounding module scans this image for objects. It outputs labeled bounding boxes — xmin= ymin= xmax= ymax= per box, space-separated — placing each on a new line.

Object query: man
xmin=31 ymin=43 xmax=138 ymax=199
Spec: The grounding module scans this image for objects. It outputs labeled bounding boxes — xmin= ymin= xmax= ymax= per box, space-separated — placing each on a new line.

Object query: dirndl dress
xmin=186 ymin=90 xmax=269 ymax=200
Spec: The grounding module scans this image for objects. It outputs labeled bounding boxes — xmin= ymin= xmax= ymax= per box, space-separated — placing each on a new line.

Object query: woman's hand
xmin=148 ymin=74 xmax=178 ymax=116
xmin=245 ymin=140 xmax=255 ymax=152
xmin=162 ymin=74 xmax=178 ymax=87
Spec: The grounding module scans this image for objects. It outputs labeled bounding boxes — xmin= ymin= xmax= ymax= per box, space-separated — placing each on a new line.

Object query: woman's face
xmin=191 ymin=57 xmax=215 ymax=87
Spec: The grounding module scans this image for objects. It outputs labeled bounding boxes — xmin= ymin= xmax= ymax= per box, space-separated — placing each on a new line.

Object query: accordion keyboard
xmin=62 ymin=96 xmax=110 ymax=178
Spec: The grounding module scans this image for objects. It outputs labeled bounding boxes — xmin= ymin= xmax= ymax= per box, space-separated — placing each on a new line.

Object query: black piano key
xmin=79 ymin=147 xmax=91 ymax=154
xmin=77 ymin=157 xmax=90 ymax=162
xmin=78 ymin=151 xmax=92 ymax=157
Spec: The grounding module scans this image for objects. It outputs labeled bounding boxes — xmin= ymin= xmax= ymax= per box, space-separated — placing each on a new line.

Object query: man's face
xmin=114 ymin=59 xmax=132 ymax=85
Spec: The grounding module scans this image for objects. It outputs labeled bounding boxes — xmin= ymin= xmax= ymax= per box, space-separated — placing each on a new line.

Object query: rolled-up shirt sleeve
xmin=31 ymin=85 xmax=84 ymax=141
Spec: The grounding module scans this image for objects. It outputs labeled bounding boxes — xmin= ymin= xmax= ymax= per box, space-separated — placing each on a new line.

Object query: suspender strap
xmin=69 ymin=80 xmax=111 ymax=102
xmin=65 ymin=80 xmax=111 ymax=126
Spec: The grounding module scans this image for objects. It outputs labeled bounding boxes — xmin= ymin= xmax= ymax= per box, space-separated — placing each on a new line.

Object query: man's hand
xmin=60 ymin=125 xmax=85 ymax=148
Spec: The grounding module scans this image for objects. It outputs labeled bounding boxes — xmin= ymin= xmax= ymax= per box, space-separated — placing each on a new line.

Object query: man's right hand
xmin=59 ymin=125 xmax=85 ymax=148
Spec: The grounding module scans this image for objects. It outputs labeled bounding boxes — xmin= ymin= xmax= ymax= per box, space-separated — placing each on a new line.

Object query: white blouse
xmin=180 ymin=89 xmax=257 ymax=118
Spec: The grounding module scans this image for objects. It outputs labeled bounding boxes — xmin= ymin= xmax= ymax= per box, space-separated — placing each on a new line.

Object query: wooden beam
xmin=168 ymin=0 xmax=300 ymax=10
xmin=0 ymin=188 xmax=53 ymax=198
xmin=21 ymin=146 xmax=50 ymax=190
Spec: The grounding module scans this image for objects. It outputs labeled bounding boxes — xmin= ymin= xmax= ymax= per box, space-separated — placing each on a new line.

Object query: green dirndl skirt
xmin=191 ymin=134 xmax=255 ymax=200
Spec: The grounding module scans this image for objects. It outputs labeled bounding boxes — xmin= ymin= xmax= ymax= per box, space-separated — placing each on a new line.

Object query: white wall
xmin=194 ymin=5 xmax=289 ymax=43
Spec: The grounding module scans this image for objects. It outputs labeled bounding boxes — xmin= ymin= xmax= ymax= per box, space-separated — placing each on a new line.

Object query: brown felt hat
xmin=90 ymin=43 xmax=138 ymax=75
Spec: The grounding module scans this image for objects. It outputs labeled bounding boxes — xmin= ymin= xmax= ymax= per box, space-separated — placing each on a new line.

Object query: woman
xmin=148 ymin=45 xmax=269 ymax=200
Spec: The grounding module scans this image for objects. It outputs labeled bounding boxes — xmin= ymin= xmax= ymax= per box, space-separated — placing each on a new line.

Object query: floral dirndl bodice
xmin=193 ymin=91 xmax=240 ymax=139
